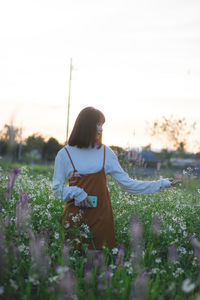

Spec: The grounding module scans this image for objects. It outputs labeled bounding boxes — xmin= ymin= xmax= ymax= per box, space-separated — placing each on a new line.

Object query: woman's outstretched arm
xmin=106 ymin=147 xmax=180 ymax=194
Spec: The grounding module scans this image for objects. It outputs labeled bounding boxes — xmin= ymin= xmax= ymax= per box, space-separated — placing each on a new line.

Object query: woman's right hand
xmin=78 ymin=197 xmax=93 ymax=208
xmin=168 ymin=178 xmax=181 ymax=186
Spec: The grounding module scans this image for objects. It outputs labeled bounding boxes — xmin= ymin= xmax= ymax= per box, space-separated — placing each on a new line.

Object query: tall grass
xmin=0 ymin=165 xmax=200 ymax=299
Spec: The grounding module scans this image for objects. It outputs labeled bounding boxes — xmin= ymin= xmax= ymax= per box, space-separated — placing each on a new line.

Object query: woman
xmin=52 ymin=107 xmax=179 ymax=250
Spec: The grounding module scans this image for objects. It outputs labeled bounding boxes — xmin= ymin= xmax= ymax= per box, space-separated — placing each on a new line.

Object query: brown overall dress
xmin=60 ymin=145 xmax=116 ymax=250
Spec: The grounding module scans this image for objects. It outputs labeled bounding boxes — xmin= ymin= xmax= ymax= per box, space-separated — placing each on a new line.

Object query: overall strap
xmin=64 ymin=147 xmax=77 ymax=172
xmin=102 ymin=145 xmax=106 ymax=169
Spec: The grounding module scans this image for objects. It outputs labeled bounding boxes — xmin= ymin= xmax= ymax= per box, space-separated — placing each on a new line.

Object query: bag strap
xmin=64 ymin=147 xmax=77 ymax=172
xmin=102 ymin=145 xmax=106 ymax=169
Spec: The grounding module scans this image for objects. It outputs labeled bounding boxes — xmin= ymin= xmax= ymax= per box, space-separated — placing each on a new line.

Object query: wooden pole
xmin=66 ymin=58 xmax=72 ymax=141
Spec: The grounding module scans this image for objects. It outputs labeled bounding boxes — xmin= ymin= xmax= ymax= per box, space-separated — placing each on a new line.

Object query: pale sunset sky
xmin=0 ymin=0 xmax=200 ymax=152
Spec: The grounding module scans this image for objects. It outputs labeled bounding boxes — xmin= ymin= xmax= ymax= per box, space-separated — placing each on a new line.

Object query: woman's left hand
xmin=78 ymin=197 xmax=93 ymax=208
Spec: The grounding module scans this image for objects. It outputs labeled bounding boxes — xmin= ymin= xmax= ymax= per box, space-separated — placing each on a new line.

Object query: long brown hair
xmin=68 ymin=107 xmax=105 ymax=148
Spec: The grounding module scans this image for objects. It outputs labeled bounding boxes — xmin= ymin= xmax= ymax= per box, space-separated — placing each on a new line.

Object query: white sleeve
xmin=52 ymin=151 xmax=88 ymax=203
xmin=106 ymin=148 xmax=171 ymax=194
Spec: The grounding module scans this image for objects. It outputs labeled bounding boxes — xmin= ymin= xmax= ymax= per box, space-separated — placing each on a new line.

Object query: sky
xmin=0 ymin=0 xmax=200 ymax=152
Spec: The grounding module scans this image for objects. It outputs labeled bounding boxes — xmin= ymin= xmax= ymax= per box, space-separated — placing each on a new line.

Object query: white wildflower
xmin=168 ymin=226 xmax=175 ymax=233
xmin=81 ymin=233 xmax=88 ymax=239
xmin=28 ymin=275 xmax=40 ymax=285
xmin=109 ymin=264 xmax=117 ymax=270
xmin=72 ymin=216 xmax=79 ymax=223
xmin=0 ymin=286 xmax=4 ymax=295
xmin=124 ymin=262 xmax=131 ymax=268
xmin=49 ymin=275 xmax=59 ymax=283
xmin=130 ymin=252 xmax=135 ymax=258
xmin=46 ymin=212 xmax=51 ymax=219
xmin=127 ymin=267 xmax=133 ymax=275
xmin=74 ymin=238 xmax=80 ymax=244
xmin=182 ymin=279 xmax=195 ymax=293
xmin=56 ymin=266 xmax=69 ymax=277
xmin=70 ymin=257 xmax=76 ymax=261
xmin=155 ymin=257 xmax=161 ymax=263
xmin=10 ymin=279 xmax=18 ymax=290
xmin=54 ymin=232 xmax=60 ymax=240
xmin=192 ymin=256 xmax=198 ymax=266
xmin=173 ymin=268 xmax=184 ymax=278
xmin=112 ymin=248 xmax=118 ymax=255
xmin=180 ymin=223 xmax=186 ymax=230
xmin=177 ymin=247 xmax=186 ymax=255
xmin=80 ymin=224 xmax=90 ymax=233
xmin=64 ymin=223 xmax=70 ymax=229
xmin=183 ymin=231 xmax=187 ymax=237
xmin=18 ymin=244 xmax=26 ymax=252
xmin=168 ymin=282 xmax=175 ymax=292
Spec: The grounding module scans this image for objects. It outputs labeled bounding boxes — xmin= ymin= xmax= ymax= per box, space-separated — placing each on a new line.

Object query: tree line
xmin=0 ymin=115 xmax=199 ymax=163
xmin=0 ymin=124 xmax=63 ymax=162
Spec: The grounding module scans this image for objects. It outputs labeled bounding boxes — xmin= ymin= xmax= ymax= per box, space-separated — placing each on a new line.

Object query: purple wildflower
xmin=29 ymin=233 xmax=51 ymax=279
xmin=130 ymin=215 xmax=142 ymax=242
xmin=115 ymin=245 xmax=124 ymax=265
xmin=168 ymin=244 xmax=178 ymax=264
xmin=97 ymin=275 xmax=104 ymax=291
xmin=58 ymin=269 xmax=76 ymax=300
xmin=49 ymin=284 xmax=55 ymax=293
xmin=131 ymin=270 xmax=148 ymax=300
xmin=152 ymin=216 xmax=162 ymax=235
xmin=85 ymin=260 xmax=92 ymax=284
xmin=6 ymin=168 xmax=21 ymax=199
xmin=105 ymin=266 xmax=113 ymax=287
xmin=11 ymin=168 xmax=21 ymax=188
xmin=0 ymin=224 xmax=7 ymax=276
xmin=9 ymin=241 xmax=20 ymax=259
xmin=189 ymin=234 xmax=200 ymax=260
xmin=4 ymin=216 xmax=12 ymax=227
xmin=94 ymin=251 xmax=105 ymax=270
xmin=6 ymin=176 xmax=11 ymax=199
xmin=16 ymin=189 xmax=31 ymax=234
xmin=62 ymin=241 xmax=69 ymax=266
xmin=130 ymin=282 xmax=137 ymax=300
xmin=129 ymin=215 xmax=143 ymax=267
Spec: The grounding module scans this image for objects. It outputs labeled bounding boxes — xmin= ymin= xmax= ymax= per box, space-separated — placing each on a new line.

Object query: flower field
xmin=0 ymin=164 xmax=200 ymax=299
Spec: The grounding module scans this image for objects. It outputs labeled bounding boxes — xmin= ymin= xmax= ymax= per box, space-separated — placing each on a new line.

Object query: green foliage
xmin=25 ymin=134 xmax=45 ymax=153
xmin=42 ymin=138 xmax=63 ymax=161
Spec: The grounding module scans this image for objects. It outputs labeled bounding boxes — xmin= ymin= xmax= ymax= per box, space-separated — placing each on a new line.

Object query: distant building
xmin=128 ymin=150 xmax=159 ymax=168
xmin=170 ymin=157 xmax=200 ymax=167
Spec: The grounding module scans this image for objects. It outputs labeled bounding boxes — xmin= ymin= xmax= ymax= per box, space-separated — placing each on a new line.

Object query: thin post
xmin=66 ymin=58 xmax=72 ymax=141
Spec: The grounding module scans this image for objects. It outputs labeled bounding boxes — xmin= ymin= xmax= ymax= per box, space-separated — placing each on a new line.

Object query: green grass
xmin=0 ymin=165 xmax=200 ymax=299
xmin=0 ymin=160 xmax=54 ymax=178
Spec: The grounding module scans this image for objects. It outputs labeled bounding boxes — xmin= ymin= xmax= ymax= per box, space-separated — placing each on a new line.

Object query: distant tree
xmin=25 ymin=133 xmax=45 ymax=154
xmin=141 ymin=144 xmax=151 ymax=152
xmin=195 ymin=152 xmax=200 ymax=159
xmin=147 ymin=116 xmax=196 ymax=151
xmin=42 ymin=137 xmax=63 ymax=161
xmin=0 ymin=123 xmax=22 ymax=157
